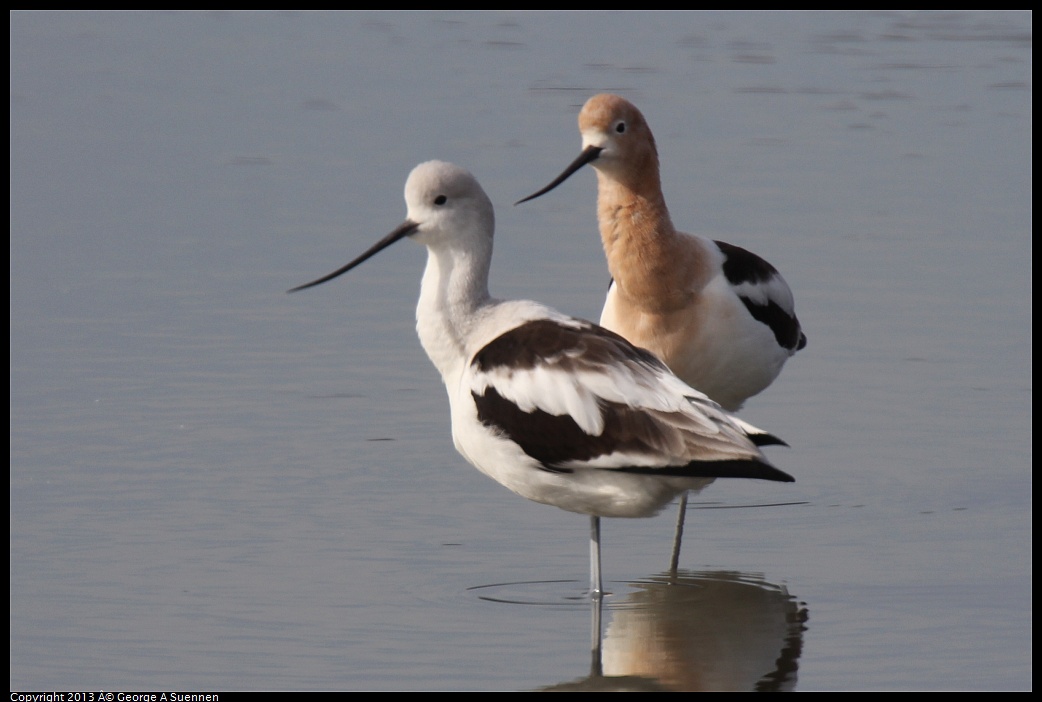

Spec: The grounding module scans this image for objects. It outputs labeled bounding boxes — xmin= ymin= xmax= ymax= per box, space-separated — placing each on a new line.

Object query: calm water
xmin=10 ymin=11 xmax=1031 ymax=690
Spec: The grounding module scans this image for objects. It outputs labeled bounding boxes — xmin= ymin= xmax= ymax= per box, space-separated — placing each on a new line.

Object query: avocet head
xmin=289 ymin=160 xmax=494 ymax=293
xmin=403 ymin=160 xmax=495 ymax=249
xmin=516 ymin=94 xmax=659 ymax=205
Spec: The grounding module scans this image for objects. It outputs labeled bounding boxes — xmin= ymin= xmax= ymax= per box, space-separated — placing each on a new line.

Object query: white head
xmin=403 ymin=160 xmax=495 ymax=253
xmin=288 ymin=160 xmax=494 ymax=292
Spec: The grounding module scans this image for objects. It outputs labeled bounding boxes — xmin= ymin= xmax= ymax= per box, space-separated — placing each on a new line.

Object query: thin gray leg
xmin=669 ymin=492 xmax=688 ymax=575
xmin=589 ymin=515 xmax=603 ymax=598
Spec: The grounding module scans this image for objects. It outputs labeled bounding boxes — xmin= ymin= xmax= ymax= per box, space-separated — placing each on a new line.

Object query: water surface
xmin=10 ymin=10 xmax=1031 ymax=690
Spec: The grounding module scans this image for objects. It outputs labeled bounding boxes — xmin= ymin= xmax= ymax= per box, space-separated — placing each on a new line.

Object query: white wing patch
xmin=731 ymin=273 xmax=796 ymax=313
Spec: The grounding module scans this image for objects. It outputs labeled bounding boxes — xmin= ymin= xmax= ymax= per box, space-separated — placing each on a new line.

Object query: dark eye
xmin=434 ymin=195 xmax=447 ymax=206
xmin=615 ymin=121 xmax=626 ymax=134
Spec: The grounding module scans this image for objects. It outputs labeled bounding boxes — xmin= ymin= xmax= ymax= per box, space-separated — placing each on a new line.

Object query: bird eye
xmin=615 ymin=121 xmax=626 ymax=134
xmin=434 ymin=195 xmax=447 ymax=206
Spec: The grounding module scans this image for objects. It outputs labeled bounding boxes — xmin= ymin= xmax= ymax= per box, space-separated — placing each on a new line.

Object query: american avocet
xmin=517 ymin=94 xmax=806 ymax=566
xmin=290 ymin=160 xmax=793 ymax=597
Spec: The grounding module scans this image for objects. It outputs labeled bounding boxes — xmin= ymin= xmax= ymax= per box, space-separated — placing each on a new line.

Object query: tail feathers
xmin=731 ymin=416 xmax=789 ymax=448
xmin=620 ymin=458 xmax=795 ymax=483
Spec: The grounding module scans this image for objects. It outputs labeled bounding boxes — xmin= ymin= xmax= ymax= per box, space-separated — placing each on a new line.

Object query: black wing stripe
xmin=715 ymin=240 xmax=806 ymax=351
xmin=472 ymin=318 xmax=666 ymax=374
xmin=472 ymin=386 xmax=793 ymax=482
xmin=715 ymin=240 xmax=779 ymax=286
xmin=737 ymin=296 xmax=807 ymax=351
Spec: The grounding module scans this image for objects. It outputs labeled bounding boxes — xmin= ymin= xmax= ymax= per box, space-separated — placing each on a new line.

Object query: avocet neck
xmin=594 ymin=174 xmax=710 ymax=314
xmin=414 ymin=232 xmax=494 ymax=385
